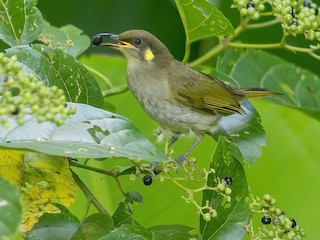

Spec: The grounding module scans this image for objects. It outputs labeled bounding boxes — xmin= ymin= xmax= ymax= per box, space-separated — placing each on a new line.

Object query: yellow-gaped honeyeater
xmin=92 ymin=30 xmax=277 ymax=163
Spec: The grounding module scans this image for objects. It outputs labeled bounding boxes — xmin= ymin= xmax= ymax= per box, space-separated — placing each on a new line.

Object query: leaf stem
xmin=71 ymin=161 xmax=117 ymax=177
xmin=71 ymin=169 xmax=111 ymax=217
xmin=102 ymin=84 xmax=128 ymax=97
xmin=83 ymin=63 xmax=113 ymax=88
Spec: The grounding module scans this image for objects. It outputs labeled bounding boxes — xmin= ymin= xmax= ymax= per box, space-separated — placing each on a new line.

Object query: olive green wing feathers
xmin=169 ymin=71 xmax=243 ymax=115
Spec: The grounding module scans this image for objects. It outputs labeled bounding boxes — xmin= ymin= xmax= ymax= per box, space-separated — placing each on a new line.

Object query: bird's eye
xmin=132 ymin=38 xmax=142 ymax=46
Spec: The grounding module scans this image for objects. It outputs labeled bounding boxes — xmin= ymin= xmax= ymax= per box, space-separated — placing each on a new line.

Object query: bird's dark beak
xmin=92 ymin=33 xmax=135 ymax=49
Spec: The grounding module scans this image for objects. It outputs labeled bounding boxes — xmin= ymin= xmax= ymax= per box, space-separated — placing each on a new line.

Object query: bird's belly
xmin=140 ymin=98 xmax=220 ymax=133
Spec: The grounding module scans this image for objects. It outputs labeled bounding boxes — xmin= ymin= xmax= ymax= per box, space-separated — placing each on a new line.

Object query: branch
xmin=71 ymin=169 xmax=111 ymax=217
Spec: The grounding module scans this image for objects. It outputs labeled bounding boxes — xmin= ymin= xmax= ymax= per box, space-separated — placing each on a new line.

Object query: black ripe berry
xmin=290 ymin=218 xmax=297 ymax=228
xmin=280 ymin=211 xmax=286 ymax=216
xmin=224 ymin=176 xmax=233 ymax=185
xmin=246 ymin=1 xmax=255 ymax=8
xmin=291 ymin=19 xmax=298 ymax=26
xmin=261 ymin=216 xmax=272 ymax=225
xmin=11 ymin=107 xmax=19 ymax=115
xmin=92 ymin=35 xmax=103 ymax=45
xmin=143 ymin=175 xmax=152 ymax=186
xmin=303 ymin=0 xmax=311 ymax=8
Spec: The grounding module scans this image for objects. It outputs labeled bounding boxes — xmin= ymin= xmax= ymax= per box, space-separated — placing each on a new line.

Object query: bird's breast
xmin=126 ymin=64 xmax=220 ymax=134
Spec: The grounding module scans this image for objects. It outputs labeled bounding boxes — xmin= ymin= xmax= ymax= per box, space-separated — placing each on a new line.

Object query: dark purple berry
xmin=261 ymin=216 xmax=272 ymax=225
xmin=246 ymin=1 xmax=255 ymax=8
xmin=290 ymin=218 xmax=297 ymax=228
xmin=291 ymin=19 xmax=299 ymax=26
xmin=143 ymin=175 xmax=152 ymax=186
xmin=92 ymin=35 xmax=103 ymax=45
xmin=224 ymin=176 xmax=233 ymax=185
xmin=11 ymin=107 xmax=19 ymax=115
xmin=303 ymin=0 xmax=311 ymax=8
xmin=281 ymin=211 xmax=285 ymax=216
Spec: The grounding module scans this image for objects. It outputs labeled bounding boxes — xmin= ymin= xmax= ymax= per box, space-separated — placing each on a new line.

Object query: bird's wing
xmin=169 ymin=71 xmax=243 ymax=115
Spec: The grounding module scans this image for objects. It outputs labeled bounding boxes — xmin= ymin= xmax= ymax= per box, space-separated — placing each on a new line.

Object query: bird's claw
xmin=173 ymin=153 xmax=187 ymax=165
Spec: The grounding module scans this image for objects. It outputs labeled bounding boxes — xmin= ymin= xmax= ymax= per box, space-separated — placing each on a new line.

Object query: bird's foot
xmin=174 ymin=153 xmax=187 ymax=165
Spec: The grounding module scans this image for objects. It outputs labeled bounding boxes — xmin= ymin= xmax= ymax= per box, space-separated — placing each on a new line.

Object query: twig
xmin=71 ymin=169 xmax=111 ymax=217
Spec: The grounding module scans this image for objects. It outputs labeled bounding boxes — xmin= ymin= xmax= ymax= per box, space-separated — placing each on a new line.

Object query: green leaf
xmin=0 ymin=177 xmax=22 ymax=239
xmin=210 ymin=100 xmax=266 ymax=165
xmin=200 ymin=137 xmax=249 ymax=240
xmin=219 ymin=49 xmax=320 ymax=120
xmin=5 ymin=44 xmax=104 ymax=108
xmin=26 ymin=204 xmax=80 ymax=240
xmin=98 ymin=224 xmax=152 ymax=240
xmin=0 ymin=0 xmax=43 ymax=46
xmin=70 ymin=213 xmax=114 ymax=240
xmin=0 ymin=103 xmax=168 ymax=162
xmin=42 ymin=22 xmax=91 ymax=58
xmin=125 ymin=191 xmax=144 ymax=205
xmin=112 ymin=202 xmax=134 ymax=228
xmin=148 ymin=225 xmax=201 ymax=240
xmin=175 ymin=0 xmax=234 ymax=43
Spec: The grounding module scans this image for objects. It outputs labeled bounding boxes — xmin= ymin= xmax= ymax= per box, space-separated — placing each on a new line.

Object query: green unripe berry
xmin=240 ymin=8 xmax=248 ymax=16
xmin=225 ymin=187 xmax=232 ymax=195
xmin=203 ymin=213 xmax=211 ymax=222
xmin=217 ymin=183 xmax=225 ymax=191
xmin=247 ymin=7 xmax=255 ymax=16
xmin=263 ymin=194 xmax=271 ymax=202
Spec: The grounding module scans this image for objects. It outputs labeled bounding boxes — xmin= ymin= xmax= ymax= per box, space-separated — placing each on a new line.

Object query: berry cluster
xmin=0 ymin=54 xmax=76 ymax=127
xmin=202 ymin=176 xmax=233 ymax=222
xmin=274 ymin=0 xmax=320 ymax=40
xmin=233 ymin=0 xmax=320 ymax=41
xmin=233 ymin=0 xmax=266 ymax=20
xmin=248 ymin=193 xmax=306 ymax=239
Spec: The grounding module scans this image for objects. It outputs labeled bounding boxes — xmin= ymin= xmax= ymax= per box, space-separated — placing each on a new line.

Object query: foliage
xmin=0 ymin=0 xmax=319 ymax=239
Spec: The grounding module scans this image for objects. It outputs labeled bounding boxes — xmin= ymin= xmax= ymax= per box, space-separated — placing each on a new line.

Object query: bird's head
xmin=92 ymin=30 xmax=174 ymax=65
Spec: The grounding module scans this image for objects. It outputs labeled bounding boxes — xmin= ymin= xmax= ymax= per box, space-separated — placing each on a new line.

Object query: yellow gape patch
xmin=144 ymin=48 xmax=155 ymax=61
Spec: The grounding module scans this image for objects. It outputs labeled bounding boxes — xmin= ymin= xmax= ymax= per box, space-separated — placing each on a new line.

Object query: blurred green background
xmin=37 ymin=0 xmax=320 ymax=238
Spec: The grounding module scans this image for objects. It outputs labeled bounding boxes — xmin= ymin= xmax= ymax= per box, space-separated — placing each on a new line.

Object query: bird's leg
xmin=165 ymin=136 xmax=178 ymax=154
xmin=174 ymin=133 xmax=204 ymax=165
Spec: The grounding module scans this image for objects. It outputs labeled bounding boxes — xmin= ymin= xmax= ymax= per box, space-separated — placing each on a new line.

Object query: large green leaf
xmin=70 ymin=213 xmax=113 ymax=240
xmin=200 ymin=137 xmax=249 ymax=240
xmin=148 ymin=225 xmax=201 ymax=240
xmin=210 ymin=100 xmax=266 ymax=165
xmin=175 ymin=0 xmax=234 ymax=43
xmin=0 ymin=0 xmax=43 ymax=46
xmin=99 ymin=224 xmax=152 ymax=240
xmin=41 ymin=22 xmax=91 ymax=58
xmin=26 ymin=204 xmax=79 ymax=240
xmin=5 ymin=44 xmax=104 ymax=108
xmin=218 ymin=49 xmax=320 ymax=120
xmin=0 ymin=177 xmax=22 ymax=240
xmin=0 ymin=103 xmax=168 ymax=162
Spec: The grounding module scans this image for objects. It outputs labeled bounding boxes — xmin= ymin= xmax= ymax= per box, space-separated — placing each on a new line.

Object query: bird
xmin=92 ymin=30 xmax=277 ymax=164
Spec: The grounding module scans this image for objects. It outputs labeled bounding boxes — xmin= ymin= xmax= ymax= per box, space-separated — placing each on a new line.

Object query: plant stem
xmin=71 ymin=161 xmax=117 ymax=177
xmin=71 ymin=169 xmax=111 ymax=217
xmin=83 ymin=63 xmax=113 ymax=88
xmin=102 ymin=84 xmax=128 ymax=97
xmin=246 ymin=18 xmax=281 ymax=29
xmin=188 ymin=22 xmax=246 ymax=67
xmin=228 ymin=42 xmax=281 ymax=49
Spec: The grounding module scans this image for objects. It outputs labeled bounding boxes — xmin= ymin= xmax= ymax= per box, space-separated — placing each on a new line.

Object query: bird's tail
xmin=235 ymin=88 xmax=281 ymax=100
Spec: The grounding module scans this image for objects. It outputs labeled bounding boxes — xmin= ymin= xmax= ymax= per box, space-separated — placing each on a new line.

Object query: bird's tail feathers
xmin=235 ymin=88 xmax=281 ymax=99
